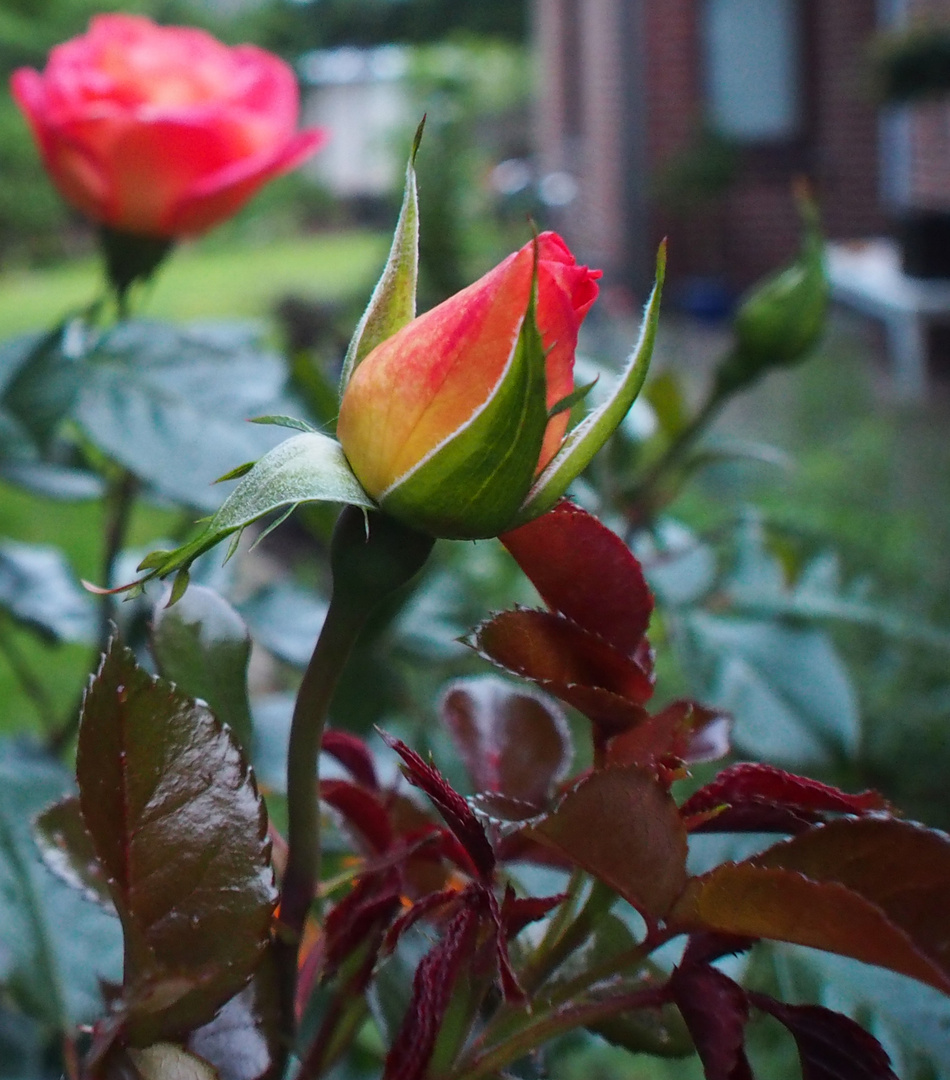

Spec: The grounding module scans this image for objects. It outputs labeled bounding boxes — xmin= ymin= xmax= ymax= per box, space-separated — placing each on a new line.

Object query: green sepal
xmin=548 ymin=375 xmax=599 ymax=419
xmin=380 ymin=262 xmax=550 ymax=540
xmin=512 ymin=243 xmax=666 ymax=526
xmin=339 ymin=118 xmax=424 ymax=390
xmin=249 ymin=414 xmax=316 ymax=433
xmin=135 ymin=432 xmax=377 ymax=586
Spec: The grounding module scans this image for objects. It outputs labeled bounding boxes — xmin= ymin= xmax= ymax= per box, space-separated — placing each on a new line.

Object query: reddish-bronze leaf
xmin=440 ymin=675 xmax=571 ymax=805
xmin=670 ymin=964 xmax=751 ymax=1080
xmin=527 ymin=765 xmax=688 ymax=918
xmin=670 ymin=818 xmax=950 ymax=994
xmin=321 ymin=778 xmax=393 ymax=855
xmin=321 ymin=729 xmax=378 ymax=790
xmin=501 ymin=500 xmax=653 ymax=654
xmin=750 ymin=996 xmax=898 ymax=1080
xmin=381 ymin=732 xmax=495 ymax=880
xmin=383 ymin=905 xmax=480 ymax=1080
xmin=607 ymin=701 xmax=730 ymax=772
xmin=76 ymin=640 xmax=276 ymax=1044
xmin=473 ymin=608 xmax=654 ymax=731
xmin=681 ymin=764 xmax=888 ymax=834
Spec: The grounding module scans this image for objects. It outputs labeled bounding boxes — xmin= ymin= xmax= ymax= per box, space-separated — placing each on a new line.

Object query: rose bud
xmin=11 ymin=14 xmax=326 ymax=240
xmin=336 ymin=232 xmax=602 ymax=539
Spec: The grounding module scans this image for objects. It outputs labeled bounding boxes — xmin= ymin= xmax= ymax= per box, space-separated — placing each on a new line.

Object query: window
xmin=704 ymin=0 xmax=802 ymax=142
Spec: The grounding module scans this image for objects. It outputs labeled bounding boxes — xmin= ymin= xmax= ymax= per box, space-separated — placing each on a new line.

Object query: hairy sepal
xmin=340 ymin=120 xmax=423 ymax=389
xmin=513 ymin=244 xmax=665 ymax=525
xmin=136 ymin=432 xmax=375 ymax=585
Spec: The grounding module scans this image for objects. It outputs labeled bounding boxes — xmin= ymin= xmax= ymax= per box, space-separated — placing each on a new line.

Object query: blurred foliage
xmin=241 ymin=0 xmax=528 ymax=56
xmin=871 ymin=25 xmax=950 ymax=103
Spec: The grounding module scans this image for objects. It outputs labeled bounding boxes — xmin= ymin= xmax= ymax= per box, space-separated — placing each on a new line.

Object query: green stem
xmin=273 ymin=506 xmax=434 ymax=1054
xmin=447 ymin=986 xmax=669 ymax=1080
xmin=626 ymin=385 xmax=726 ymax=530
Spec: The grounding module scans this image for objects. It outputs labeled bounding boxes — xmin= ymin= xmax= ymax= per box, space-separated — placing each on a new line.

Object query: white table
xmin=826 ymin=238 xmax=950 ymax=401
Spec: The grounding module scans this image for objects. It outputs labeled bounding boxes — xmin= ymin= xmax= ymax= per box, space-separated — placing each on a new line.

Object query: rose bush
xmin=11 ymin=14 xmax=326 ymax=238
xmin=337 ymin=231 xmax=602 ymax=537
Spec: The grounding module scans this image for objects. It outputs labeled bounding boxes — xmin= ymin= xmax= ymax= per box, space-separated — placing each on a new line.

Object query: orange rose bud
xmin=336 ymin=232 xmax=601 ymax=539
xmin=11 ymin=14 xmax=326 ymax=238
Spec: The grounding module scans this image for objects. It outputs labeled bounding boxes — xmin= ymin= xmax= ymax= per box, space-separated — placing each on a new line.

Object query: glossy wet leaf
xmin=440 ymin=676 xmax=570 ymax=804
xmin=34 ymin=796 xmax=112 ymax=907
xmin=501 ymin=500 xmax=653 ymax=653
xmin=671 ymin=818 xmax=950 ymax=994
xmin=73 ymin=320 xmax=294 ymax=511
xmin=527 ymin=765 xmax=688 ymax=917
xmin=152 ymin=584 xmax=254 ymax=751
xmin=473 ymin=608 xmax=653 ymax=732
xmin=76 ymin=640 xmax=276 ymax=1044
xmin=0 ymin=540 xmax=95 ymax=643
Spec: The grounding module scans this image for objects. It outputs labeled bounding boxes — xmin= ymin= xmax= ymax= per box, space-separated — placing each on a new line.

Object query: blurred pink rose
xmin=11 ymin=14 xmax=326 ymax=237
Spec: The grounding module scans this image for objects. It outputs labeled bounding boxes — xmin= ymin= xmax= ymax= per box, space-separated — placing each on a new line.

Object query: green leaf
xmin=72 ymin=319 xmax=297 ymax=511
xmin=0 ymin=540 xmax=96 ymax=643
xmin=671 ymin=818 xmax=950 ymax=995
xmin=34 ymin=796 xmax=113 ymax=907
xmin=683 ymin=612 xmax=859 ymax=768
xmin=76 ymin=640 xmax=276 ymax=1045
xmin=151 ymin=584 xmax=254 ymax=750
xmin=380 ymin=274 xmax=549 ymax=538
xmin=340 ymin=119 xmax=423 ymax=389
xmin=514 ymin=244 xmax=665 ymax=524
xmin=527 ymin=765 xmax=688 ymax=918
xmin=136 ymin=432 xmax=375 ymax=585
xmin=0 ymin=743 xmax=122 ymax=1031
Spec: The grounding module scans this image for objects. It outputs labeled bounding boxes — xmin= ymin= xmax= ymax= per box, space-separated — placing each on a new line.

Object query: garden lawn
xmin=0 ymin=229 xmax=388 ymax=335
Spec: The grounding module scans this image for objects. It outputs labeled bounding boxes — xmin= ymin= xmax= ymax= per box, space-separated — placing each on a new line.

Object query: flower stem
xmin=273 ymin=505 xmax=434 ymax=1052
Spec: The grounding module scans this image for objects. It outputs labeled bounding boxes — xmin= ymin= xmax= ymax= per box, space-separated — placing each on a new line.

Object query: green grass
xmin=0 ymin=229 xmax=388 ymax=335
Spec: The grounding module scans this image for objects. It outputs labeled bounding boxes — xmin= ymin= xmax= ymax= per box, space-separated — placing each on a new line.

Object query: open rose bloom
xmin=11 ymin=15 xmax=325 ymax=238
xmin=337 ymin=233 xmax=603 ymax=538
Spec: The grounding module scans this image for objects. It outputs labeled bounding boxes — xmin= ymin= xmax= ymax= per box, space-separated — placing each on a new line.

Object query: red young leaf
xmin=670 ymin=964 xmax=751 ymax=1080
xmin=750 ymin=996 xmax=898 ymax=1080
xmin=670 ymin=818 xmax=950 ymax=994
xmin=473 ymin=608 xmax=653 ymax=733
xmin=383 ymin=905 xmax=480 ymax=1080
xmin=681 ymin=764 xmax=888 ymax=834
xmin=501 ymin=500 xmax=653 ymax=654
xmin=381 ymin=732 xmax=495 ymax=880
xmin=321 ymin=778 xmax=393 ymax=854
xmin=500 ymin=886 xmax=566 ymax=939
xmin=322 ymin=729 xmax=378 ymax=790
xmin=440 ymin=676 xmax=571 ymax=805
xmin=322 ymin=876 xmax=402 ymax=976
xmin=76 ymin=639 xmax=276 ymax=1045
xmin=607 ymin=701 xmax=730 ymax=772
xmin=527 ymin=765 xmax=688 ymax=918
